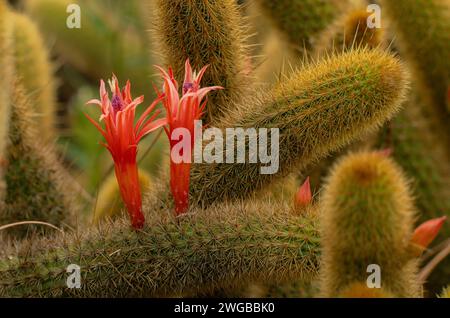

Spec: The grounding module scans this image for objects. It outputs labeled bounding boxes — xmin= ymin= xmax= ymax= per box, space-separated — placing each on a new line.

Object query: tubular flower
xmin=156 ymin=60 xmax=222 ymax=215
xmin=85 ymin=76 xmax=166 ymax=229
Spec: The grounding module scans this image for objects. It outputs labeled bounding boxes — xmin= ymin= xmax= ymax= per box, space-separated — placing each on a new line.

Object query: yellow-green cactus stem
xmin=190 ymin=49 xmax=409 ymax=207
xmin=151 ymin=0 xmax=250 ymax=124
xmin=320 ymin=151 xmax=421 ymax=297
xmin=11 ymin=11 xmax=57 ymax=141
xmin=0 ymin=199 xmax=320 ymax=297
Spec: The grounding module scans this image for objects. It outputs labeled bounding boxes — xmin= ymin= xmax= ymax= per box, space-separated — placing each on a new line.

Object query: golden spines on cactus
xmin=255 ymin=0 xmax=352 ymax=53
xmin=93 ymin=169 xmax=151 ymax=224
xmin=190 ymin=49 xmax=409 ymax=207
xmin=0 ymin=0 xmax=14 ymax=200
xmin=320 ymin=151 xmax=421 ymax=297
xmin=11 ymin=11 xmax=57 ymax=141
xmin=380 ymin=0 xmax=450 ymax=114
xmin=338 ymin=282 xmax=394 ymax=298
xmin=0 ymin=199 xmax=320 ymax=297
xmin=151 ymin=0 xmax=249 ymax=124
xmin=0 ymin=83 xmax=78 ymax=238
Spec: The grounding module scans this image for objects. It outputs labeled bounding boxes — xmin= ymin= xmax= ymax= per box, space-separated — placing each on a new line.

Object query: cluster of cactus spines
xmin=439 ymin=286 xmax=450 ymax=298
xmin=151 ymin=0 xmax=250 ymax=124
xmin=26 ymin=0 xmax=151 ymax=95
xmin=0 ymin=199 xmax=320 ymax=297
xmin=190 ymin=48 xmax=408 ymax=207
xmin=11 ymin=10 xmax=57 ymax=141
xmin=320 ymin=151 xmax=421 ymax=297
xmin=255 ymin=0 xmax=353 ymax=53
xmin=377 ymin=91 xmax=450 ymax=290
xmin=93 ymin=169 xmax=151 ymax=224
xmin=380 ymin=0 xmax=450 ymax=122
xmin=0 ymin=83 xmax=77 ymax=238
xmin=0 ymin=0 xmax=14 ymax=200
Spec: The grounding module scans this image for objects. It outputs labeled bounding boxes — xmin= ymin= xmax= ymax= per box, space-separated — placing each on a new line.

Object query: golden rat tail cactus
xmin=320 ymin=151 xmax=421 ymax=297
xmin=11 ymin=10 xmax=57 ymax=141
xmin=0 ymin=199 xmax=320 ymax=297
xmin=151 ymin=0 xmax=249 ymax=124
xmin=190 ymin=48 xmax=408 ymax=207
xmin=1 ymin=83 xmax=78 ymax=238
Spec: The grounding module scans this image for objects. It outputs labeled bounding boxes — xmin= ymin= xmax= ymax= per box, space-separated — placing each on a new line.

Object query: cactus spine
xmin=11 ymin=11 xmax=57 ymax=141
xmin=0 ymin=200 xmax=320 ymax=297
xmin=190 ymin=49 xmax=409 ymax=207
xmin=320 ymin=151 xmax=421 ymax=297
xmin=151 ymin=0 xmax=249 ymax=124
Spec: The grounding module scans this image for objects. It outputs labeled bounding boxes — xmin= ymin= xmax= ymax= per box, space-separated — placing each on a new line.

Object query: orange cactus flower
xmin=294 ymin=176 xmax=312 ymax=209
xmin=411 ymin=216 xmax=447 ymax=249
xmin=85 ymin=76 xmax=166 ymax=229
xmin=155 ymin=60 xmax=222 ymax=215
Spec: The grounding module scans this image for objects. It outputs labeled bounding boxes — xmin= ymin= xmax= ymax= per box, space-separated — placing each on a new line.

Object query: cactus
xmin=0 ymin=83 xmax=78 ymax=238
xmin=320 ymin=151 xmax=421 ymax=297
xmin=11 ymin=11 xmax=57 ymax=141
xmin=190 ymin=49 xmax=408 ymax=207
xmin=380 ymin=0 xmax=450 ymax=126
xmin=0 ymin=199 xmax=320 ymax=297
xmin=26 ymin=0 xmax=151 ymax=95
xmin=255 ymin=0 xmax=352 ymax=53
xmin=0 ymin=0 xmax=14 ymax=200
xmin=151 ymin=0 xmax=249 ymax=123
xmin=439 ymin=286 xmax=450 ymax=298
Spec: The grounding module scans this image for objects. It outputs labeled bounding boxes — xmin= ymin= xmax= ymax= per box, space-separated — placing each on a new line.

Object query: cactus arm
xmin=0 ymin=200 xmax=320 ymax=297
xmin=190 ymin=49 xmax=409 ymax=207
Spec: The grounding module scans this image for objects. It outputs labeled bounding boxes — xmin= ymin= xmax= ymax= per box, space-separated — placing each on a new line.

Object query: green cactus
xmin=378 ymin=91 xmax=450 ymax=292
xmin=0 ymin=199 xmax=320 ymax=297
xmin=255 ymin=0 xmax=352 ymax=53
xmin=380 ymin=0 xmax=450 ymax=127
xmin=0 ymin=0 xmax=14 ymax=200
xmin=26 ymin=0 xmax=151 ymax=95
xmin=11 ymin=11 xmax=57 ymax=141
xmin=320 ymin=151 xmax=421 ymax=297
xmin=1 ymin=83 xmax=78 ymax=238
xmin=190 ymin=49 xmax=409 ymax=207
xmin=151 ymin=0 xmax=250 ymax=124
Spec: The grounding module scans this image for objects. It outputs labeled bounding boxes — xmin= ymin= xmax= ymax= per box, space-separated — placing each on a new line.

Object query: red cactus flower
xmin=155 ymin=60 xmax=222 ymax=215
xmin=85 ymin=76 xmax=166 ymax=229
xmin=411 ymin=216 xmax=447 ymax=249
xmin=294 ymin=176 xmax=312 ymax=209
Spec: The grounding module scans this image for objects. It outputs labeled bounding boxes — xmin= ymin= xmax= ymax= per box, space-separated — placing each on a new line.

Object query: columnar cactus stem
xmin=11 ymin=11 xmax=57 ymax=141
xmin=151 ymin=0 xmax=249 ymax=124
xmin=190 ymin=49 xmax=409 ymax=207
xmin=0 ymin=200 xmax=320 ymax=297
xmin=1 ymin=83 xmax=78 ymax=238
xmin=320 ymin=151 xmax=421 ymax=297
